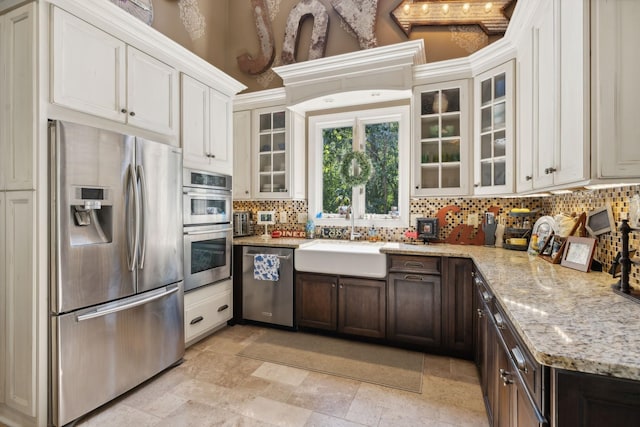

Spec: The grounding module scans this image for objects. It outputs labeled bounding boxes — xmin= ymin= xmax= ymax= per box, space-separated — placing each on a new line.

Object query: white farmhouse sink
xmin=294 ymin=240 xmax=387 ymax=278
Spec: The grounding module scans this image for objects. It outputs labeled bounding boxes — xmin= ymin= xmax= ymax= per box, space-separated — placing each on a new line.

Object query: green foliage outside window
xmin=321 ymin=122 xmax=399 ymax=216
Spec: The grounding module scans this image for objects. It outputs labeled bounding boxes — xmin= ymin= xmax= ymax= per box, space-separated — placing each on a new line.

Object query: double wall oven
xmin=183 ymin=168 xmax=232 ymax=292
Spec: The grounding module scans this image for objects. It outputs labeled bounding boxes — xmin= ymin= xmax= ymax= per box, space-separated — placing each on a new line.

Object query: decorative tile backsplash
xmin=234 ymin=184 xmax=640 ymax=287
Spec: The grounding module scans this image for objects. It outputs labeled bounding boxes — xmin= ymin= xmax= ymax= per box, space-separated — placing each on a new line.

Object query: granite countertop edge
xmin=234 ymin=237 xmax=640 ymax=381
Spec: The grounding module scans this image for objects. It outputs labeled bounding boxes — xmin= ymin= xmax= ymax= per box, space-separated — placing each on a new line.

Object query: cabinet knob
xmin=415 ymin=186 xmax=419 ymax=189
xmin=477 ymin=308 xmax=484 ymax=318
xmin=331 ymin=283 xmax=336 ymax=288
xmin=525 ymin=175 xmax=532 ymax=181
xmin=474 ymin=183 xmax=480 ymax=188
xmin=121 ymin=108 xmax=127 ymax=114
xmin=129 ymin=111 xmax=136 ymax=117
xmin=545 ymin=167 xmax=557 ymax=175
xmin=499 ymin=368 xmax=513 ymax=386
xmin=245 ymin=190 xmax=249 ymax=194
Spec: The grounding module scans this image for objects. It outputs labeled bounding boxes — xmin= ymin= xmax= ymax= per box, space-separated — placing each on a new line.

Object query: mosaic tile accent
xmin=234 ymin=184 xmax=640 ymax=288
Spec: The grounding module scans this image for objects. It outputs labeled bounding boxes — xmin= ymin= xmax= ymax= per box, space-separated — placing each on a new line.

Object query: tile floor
xmin=76 ymin=325 xmax=489 ymax=427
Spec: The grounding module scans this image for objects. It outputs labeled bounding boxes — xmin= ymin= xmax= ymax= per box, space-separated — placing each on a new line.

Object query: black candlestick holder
xmin=612 ymin=219 xmax=640 ymax=303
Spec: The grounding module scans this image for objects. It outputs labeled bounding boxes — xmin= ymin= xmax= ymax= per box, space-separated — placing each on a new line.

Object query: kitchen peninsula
xmin=234 ymin=236 xmax=640 ymax=424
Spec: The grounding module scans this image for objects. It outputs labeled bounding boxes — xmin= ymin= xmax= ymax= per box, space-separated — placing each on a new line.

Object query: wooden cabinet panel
xmin=388 ymin=255 xmax=440 ymax=274
xmin=184 ymin=280 xmax=232 ymax=346
xmin=1 ymin=3 xmax=36 ymax=191
xmin=338 ymin=277 xmax=385 ymax=338
xmin=52 ymin=7 xmax=179 ymax=137
xmin=181 ymin=74 xmax=211 ymax=169
xmin=387 ymin=272 xmax=441 ymax=347
xmin=127 ymin=46 xmax=178 ymax=136
xmin=443 ymin=258 xmax=473 ymax=357
xmin=555 ymin=369 xmax=640 ymax=426
xmin=51 ymin=6 xmax=126 ymax=123
xmin=3 ymin=191 xmax=35 ymax=416
xmin=296 ymin=273 xmax=337 ymax=331
xmin=592 ymin=0 xmax=640 ymax=178
xmin=233 ymin=111 xmax=252 ymax=199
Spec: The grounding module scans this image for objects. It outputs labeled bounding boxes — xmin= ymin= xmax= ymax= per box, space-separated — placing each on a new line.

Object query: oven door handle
xmin=183 ymin=191 xmax=227 ymax=198
xmin=184 ymin=228 xmax=232 ymax=236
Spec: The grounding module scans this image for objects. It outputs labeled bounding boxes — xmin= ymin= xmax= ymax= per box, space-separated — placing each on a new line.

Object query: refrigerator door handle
xmin=126 ymin=164 xmax=140 ymax=271
xmin=137 ymin=164 xmax=147 ymax=269
xmin=76 ymin=284 xmax=180 ymax=322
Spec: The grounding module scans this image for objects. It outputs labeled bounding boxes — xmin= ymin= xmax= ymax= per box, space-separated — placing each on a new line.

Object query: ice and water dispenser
xmin=69 ymin=186 xmax=113 ymax=246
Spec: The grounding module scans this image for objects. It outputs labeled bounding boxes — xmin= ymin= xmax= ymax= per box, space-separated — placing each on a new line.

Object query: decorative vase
xmin=432 ymin=93 xmax=448 ymax=113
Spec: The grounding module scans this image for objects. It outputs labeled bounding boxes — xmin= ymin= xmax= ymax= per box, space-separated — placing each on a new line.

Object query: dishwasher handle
xmin=244 ymin=252 xmax=292 ymax=261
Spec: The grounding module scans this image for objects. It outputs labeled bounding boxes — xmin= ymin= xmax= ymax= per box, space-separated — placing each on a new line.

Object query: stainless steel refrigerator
xmin=49 ymin=121 xmax=184 ymax=426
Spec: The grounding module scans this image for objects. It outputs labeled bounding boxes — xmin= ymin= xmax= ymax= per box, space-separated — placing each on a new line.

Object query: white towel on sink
xmin=253 ymin=254 xmax=280 ymax=281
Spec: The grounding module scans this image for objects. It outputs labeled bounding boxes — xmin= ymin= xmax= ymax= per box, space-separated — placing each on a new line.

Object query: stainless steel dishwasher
xmin=242 ymin=246 xmax=294 ymax=327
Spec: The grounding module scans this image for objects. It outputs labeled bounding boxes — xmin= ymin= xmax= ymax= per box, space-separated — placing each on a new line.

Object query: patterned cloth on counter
xmin=253 ymin=254 xmax=280 ymax=281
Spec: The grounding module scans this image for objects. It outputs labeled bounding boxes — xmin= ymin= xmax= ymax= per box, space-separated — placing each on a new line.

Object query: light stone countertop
xmin=234 ymin=237 xmax=640 ymax=381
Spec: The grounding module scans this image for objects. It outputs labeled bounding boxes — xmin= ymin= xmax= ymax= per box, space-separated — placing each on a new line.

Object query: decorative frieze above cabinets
xmin=181 ymin=74 xmax=233 ymax=174
xmin=473 ymin=61 xmax=514 ymax=195
xmin=412 ymin=80 xmax=471 ymax=197
xmin=51 ymin=6 xmax=179 ymax=138
xmin=233 ymin=94 xmax=306 ymax=200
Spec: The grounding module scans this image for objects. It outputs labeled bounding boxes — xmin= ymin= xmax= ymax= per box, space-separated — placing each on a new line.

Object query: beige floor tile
xmin=238 ymin=396 xmax=312 ymax=427
xmin=286 ymin=372 xmax=360 ymax=418
xmin=252 ymin=362 xmax=310 ymax=386
xmin=67 ymin=325 xmax=490 ymax=427
xmin=421 ymin=374 xmax=485 ymax=413
xmin=156 ymin=400 xmax=276 ymax=427
xmin=304 ymin=412 xmax=366 ymax=427
xmin=76 ymin=402 xmax=161 ymax=427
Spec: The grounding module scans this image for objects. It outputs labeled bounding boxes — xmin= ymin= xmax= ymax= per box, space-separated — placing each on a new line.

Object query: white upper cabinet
xmin=413 ymin=80 xmax=471 ymax=196
xmin=51 ymin=7 xmax=178 ymax=136
xmin=181 ymin=73 xmax=233 ymax=174
xmin=473 ymin=61 xmax=515 ymax=195
xmin=233 ymin=110 xmax=252 ymax=200
xmin=515 ymin=0 xmax=590 ymax=191
xmin=126 ymin=46 xmax=179 ymax=136
xmin=0 ymin=3 xmax=36 ymax=191
xmin=592 ymin=0 xmax=640 ymax=179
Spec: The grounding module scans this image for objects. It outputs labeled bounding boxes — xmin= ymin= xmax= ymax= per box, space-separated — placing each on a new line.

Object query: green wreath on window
xmin=340 ymin=151 xmax=372 ymax=187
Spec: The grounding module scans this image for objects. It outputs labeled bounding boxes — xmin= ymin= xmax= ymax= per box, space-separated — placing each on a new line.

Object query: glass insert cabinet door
xmin=253 ymin=107 xmax=289 ymax=197
xmin=413 ymin=80 xmax=470 ymax=196
xmin=474 ymin=61 xmax=514 ymax=195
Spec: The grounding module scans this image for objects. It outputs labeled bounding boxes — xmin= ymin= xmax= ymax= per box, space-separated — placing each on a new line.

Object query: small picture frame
xmin=560 ymin=236 xmax=597 ymax=272
xmin=257 ymin=211 xmax=276 ymax=225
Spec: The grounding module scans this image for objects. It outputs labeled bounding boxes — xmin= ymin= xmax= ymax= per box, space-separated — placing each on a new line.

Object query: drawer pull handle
xmin=404 ymin=261 xmax=424 ymax=268
xmin=217 ymin=304 xmax=229 ymax=312
xmin=482 ymin=291 xmax=492 ymax=302
xmin=494 ymin=312 xmax=506 ymax=329
xmin=477 ymin=308 xmax=484 ymax=318
xmin=190 ymin=316 xmax=204 ymax=325
xmin=404 ymin=274 xmax=423 ymax=281
xmin=511 ymin=346 xmax=528 ymax=373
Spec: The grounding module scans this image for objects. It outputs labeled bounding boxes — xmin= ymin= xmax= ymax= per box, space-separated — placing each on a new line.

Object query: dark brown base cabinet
xmin=296 ymin=272 xmax=386 ymax=338
xmin=554 ymin=369 xmax=640 ymax=427
xmin=474 ymin=271 xmax=547 ymax=427
xmin=387 ymin=272 xmax=441 ymax=347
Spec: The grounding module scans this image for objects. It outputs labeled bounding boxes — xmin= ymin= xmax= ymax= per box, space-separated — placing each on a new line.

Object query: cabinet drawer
xmin=492 ymin=303 xmax=543 ymax=408
xmin=185 ymin=289 xmax=232 ymax=343
xmin=389 ymin=255 xmax=440 ymax=274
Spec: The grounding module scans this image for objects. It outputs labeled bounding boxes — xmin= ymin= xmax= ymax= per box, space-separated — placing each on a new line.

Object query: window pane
xmin=365 ymin=122 xmax=399 ymax=215
xmin=322 ymin=127 xmax=353 ymax=214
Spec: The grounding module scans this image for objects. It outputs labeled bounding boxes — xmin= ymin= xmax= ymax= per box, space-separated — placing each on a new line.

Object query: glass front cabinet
xmin=473 ymin=61 xmax=515 ymax=195
xmin=412 ymin=80 xmax=471 ymax=196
